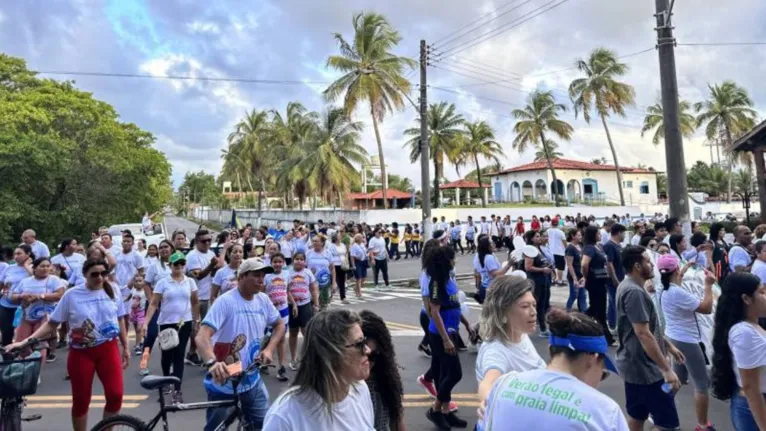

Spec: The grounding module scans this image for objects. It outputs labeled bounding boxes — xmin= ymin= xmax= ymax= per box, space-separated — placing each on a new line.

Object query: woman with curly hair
xmin=360 ymin=310 xmax=405 ymax=431
xmin=711 ymin=272 xmax=766 ymax=431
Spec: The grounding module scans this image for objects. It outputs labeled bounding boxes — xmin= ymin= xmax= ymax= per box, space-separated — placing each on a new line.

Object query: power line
xmin=433 ymin=0 xmax=539 ymax=50
xmin=678 ymin=42 xmax=766 ymax=47
xmin=430 ymin=85 xmax=526 ymax=107
xmin=35 ymin=70 xmax=331 ymax=85
xmin=432 ymin=60 xmax=526 ymax=90
xmin=435 ymin=0 xmax=574 ymax=57
xmin=430 ymin=63 xmax=530 ymax=94
xmin=439 ymin=56 xmax=522 ymax=80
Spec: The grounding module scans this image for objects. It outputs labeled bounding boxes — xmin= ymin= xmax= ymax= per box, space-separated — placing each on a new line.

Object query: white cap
xmin=238 ymin=258 xmax=274 ymax=275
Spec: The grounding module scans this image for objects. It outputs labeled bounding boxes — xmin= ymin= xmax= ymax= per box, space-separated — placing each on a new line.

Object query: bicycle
xmin=0 ymin=337 xmax=46 ymax=431
xmin=90 ymin=333 xmax=275 ymax=431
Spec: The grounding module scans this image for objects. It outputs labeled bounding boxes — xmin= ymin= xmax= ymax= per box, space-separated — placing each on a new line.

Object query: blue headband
xmin=549 ymin=334 xmax=619 ymax=375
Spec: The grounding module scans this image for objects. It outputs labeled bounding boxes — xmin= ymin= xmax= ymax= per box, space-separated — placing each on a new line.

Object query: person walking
xmin=185 ymin=229 xmax=220 ymax=366
xmin=6 ymin=258 xmax=130 ymax=431
xmin=51 ymin=238 xmax=86 ymax=286
xmin=329 ymin=234 xmax=350 ymax=305
xmin=306 ymin=235 xmax=336 ymax=310
xmin=143 ymin=251 xmax=200 ymax=404
xmin=0 ymin=244 xmax=33 ymax=347
xmin=603 ymin=223 xmax=627 ymax=331
xmin=616 ymin=245 xmax=685 ymax=431
xmin=368 ymin=229 xmax=390 ymax=289
xmin=350 ymin=234 xmax=368 ymax=299
xmin=711 ymin=272 xmax=766 ymax=431
xmin=523 ymin=230 xmax=553 ymax=337
xmin=140 ymin=239 xmax=174 ymax=375
xmin=581 ymin=226 xmax=614 ymax=345
xmin=210 ymin=242 xmax=244 ymax=304
xmin=546 ymin=223 xmax=567 ymax=286
xmin=286 ymin=252 xmax=318 ymax=371
xmin=450 ymin=221 xmax=464 ymax=255
xmin=565 ymin=229 xmax=588 ymax=312
xmin=264 ymin=253 xmax=291 ymax=381
xmin=657 ymin=254 xmax=718 ymax=431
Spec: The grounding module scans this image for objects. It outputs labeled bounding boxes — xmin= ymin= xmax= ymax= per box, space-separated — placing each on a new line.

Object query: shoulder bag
xmin=158 ymin=282 xmax=190 ymax=351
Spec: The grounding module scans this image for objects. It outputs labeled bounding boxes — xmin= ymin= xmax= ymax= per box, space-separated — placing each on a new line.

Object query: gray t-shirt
xmin=616 ymin=277 xmax=665 ymax=385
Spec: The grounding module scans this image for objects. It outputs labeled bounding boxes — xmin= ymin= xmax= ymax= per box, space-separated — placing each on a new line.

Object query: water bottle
xmin=661 ymin=382 xmax=673 ymax=393
xmin=12 ymin=307 xmax=22 ymax=328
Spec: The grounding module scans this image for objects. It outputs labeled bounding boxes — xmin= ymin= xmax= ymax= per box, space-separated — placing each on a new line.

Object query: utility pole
xmin=655 ymin=0 xmax=690 ymax=231
xmin=420 ymin=40 xmax=432 ymax=236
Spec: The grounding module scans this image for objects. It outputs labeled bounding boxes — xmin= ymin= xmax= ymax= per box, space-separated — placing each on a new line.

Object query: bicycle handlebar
xmin=5 ymin=337 xmax=51 ymax=357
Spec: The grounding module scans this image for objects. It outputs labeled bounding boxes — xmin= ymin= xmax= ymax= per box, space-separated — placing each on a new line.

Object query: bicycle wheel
xmin=89 ymin=414 xmax=147 ymax=431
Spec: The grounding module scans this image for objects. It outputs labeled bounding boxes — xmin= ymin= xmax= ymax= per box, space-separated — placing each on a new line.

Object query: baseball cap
xmin=169 ymin=252 xmax=186 ymax=265
xmin=657 ymin=254 xmax=680 ymax=273
xmin=239 ymin=258 xmax=274 ymax=275
xmin=549 ymin=333 xmax=620 ymax=375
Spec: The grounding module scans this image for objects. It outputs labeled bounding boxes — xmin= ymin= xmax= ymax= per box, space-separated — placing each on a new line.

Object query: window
xmin=623 ymin=181 xmax=633 ymax=188
xmin=640 ymin=181 xmax=650 ymax=194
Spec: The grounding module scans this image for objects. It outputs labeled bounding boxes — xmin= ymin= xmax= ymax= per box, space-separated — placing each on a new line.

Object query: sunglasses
xmin=199 ymin=238 xmax=212 ymax=244
xmin=345 ymin=336 xmax=367 ymax=355
xmin=172 ymin=261 xmax=186 ymax=267
xmin=88 ymin=271 xmax=110 ymax=278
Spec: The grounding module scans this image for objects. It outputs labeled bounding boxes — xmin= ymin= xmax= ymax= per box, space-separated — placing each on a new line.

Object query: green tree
xmin=640 ymin=99 xmax=697 ymax=146
xmin=687 ymin=161 xmax=729 ymax=198
xmin=569 ymin=48 xmax=636 ymax=205
xmin=270 ymin=102 xmax=318 ymax=209
xmin=225 ymin=109 xmax=272 ymax=213
xmin=0 ymin=54 xmax=172 ymax=244
xmin=534 ymin=139 xmax=563 ymax=162
xmin=404 ymin=102 xmax=465 ymax=208
xmin=178 ymin=171 xmax=220 ymax=204
xmin=465 ymin=161 xmax=503 ymax=185
xmin=695 ymin=81 xmax=758 ymax=202
xmin=511 ymin=90 xmax=574 ymax=206
xmin=733 ymin=167 xmax=755 ymax=194
xmin=456 ymin=121 xmax=503 ymax=207
xmin=590 ymin=157 xmax=607 ymax=165
xmin=323 ymin=12 xmax=416 ymax=209
xmin=656 ymin=173 xmax=668 ymax=198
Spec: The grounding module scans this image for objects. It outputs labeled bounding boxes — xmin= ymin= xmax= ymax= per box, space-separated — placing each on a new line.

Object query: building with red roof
xmin=344 ymin=189 xmax=413 ymax=209
xmin=439 ymin=179 xmax=489 ymax=206
xmin=486 ymin=158 xmax=660 ymax=205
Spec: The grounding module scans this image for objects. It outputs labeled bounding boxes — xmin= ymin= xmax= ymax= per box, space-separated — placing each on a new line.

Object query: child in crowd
xmin=130 ymin=274 xmax=147 ymax=355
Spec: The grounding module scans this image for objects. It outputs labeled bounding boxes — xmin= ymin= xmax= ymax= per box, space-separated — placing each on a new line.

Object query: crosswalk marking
xmin=404 ymin=393 xmax=477 ymax=400
xmin=27 ymin=395 xmax=148 ymax=401
xmin=403 ymin=393 xmax=479 ymax=408
xmin=27 ymin=402 xmax=141 ymax=409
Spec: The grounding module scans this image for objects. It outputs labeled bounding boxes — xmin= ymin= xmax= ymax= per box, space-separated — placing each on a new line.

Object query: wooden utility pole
xmin=420 ymin=40 xmax=432 ymax=236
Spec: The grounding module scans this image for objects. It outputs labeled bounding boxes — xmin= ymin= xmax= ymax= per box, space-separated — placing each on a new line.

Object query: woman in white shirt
xmin=143 ymin=251 xmax=200 ymax=404
xmin=211 ymin=242 xmax=244 ymax=304
xmin=476 ymin=275 xmax=546 ymax=402
xmin=657 ymin=254 xmax=717 ymax=431
xmin=350 ymin=234 xmax=368 ymax=299
xmin=329 ymin=234 xmax=350 ymax=305
xmin=140 ymin=239 xmax=175 ymax=374
xmin=711 ymin=272 xmax=766 ymax=431
xmin=473 ymin=236 xmax=514 ymax=304
xmin=482 ymin=308 xmax=628 ymax=431
xmin=279 ymin=231 xmax=294 ymax=266
xmin=263 ymin=309 xmax=374 ymax=431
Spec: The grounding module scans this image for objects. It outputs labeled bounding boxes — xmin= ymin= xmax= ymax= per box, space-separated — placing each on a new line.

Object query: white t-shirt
xmin=12 ymin=275 xmax=66 ymax=321
xmin=212 ymin=265 xmax=239 ymax=297
xmin=546 ymin=228 xmax=566 ymax=256
xmin=350 ymin=244 xmax=367 ymax=262
xmin=474 ymin=254 xmax=501 ymax=290
xmin=131 ymin=287 xmax=147 ymax=312
xmin=367 ymin=237 xmax=387 ymax=260
xmin=482 ymin=369 xmax=629 ymax=431
xmin=202 ymin=289 xmax=280 ymax=395
xmin=50 ymin=285 xmax=127 ymax=349
xmin=288 ymin=268 xmax=316 ymax=306
xmin=503 ymin=222 xmax=513 ymax=236
xmin=264 ymin=271 xmax=290 ymax=313
xmin=153 ymin=276 xmax=197 ymax=325
xmin=51 ymin=253 xmax=86 ymax=285
xmin=145 ymin=259 xmax=172 ymax=288
xmin=0 ymin=265 xmax=30 ymax=308
xmin=751 ymin=259 xmax=766 ymax=284
xmin=475 ymin=336 xmax=546 ymax=382
xmin=728 ymin=322 xmax=766 ymax=393
xmin=599 ymin=229 xmax=610 ymax=245
xmin=306 ymin=249 xmax=334 ymax=289
xmin=186 ymin=249 xmax=216 ymax=300
xmin=659 ymin=284 xmax=702 ymax=343
xmin=29 ymin=241 xmax=50 ymax=259
xmin=114 ymin=250 xmax=145 ymax=288
xmin=263 ymin=381 xmax=375 ymax=431
xmin=279 ymin=240 xmax=294 ymax=258
xmin=630 ymin=234 xmax=641 ymax=246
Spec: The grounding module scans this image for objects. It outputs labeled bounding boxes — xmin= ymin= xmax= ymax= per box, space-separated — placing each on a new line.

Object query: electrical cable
xmin=433 ymin=0 xmax=540 ymax=50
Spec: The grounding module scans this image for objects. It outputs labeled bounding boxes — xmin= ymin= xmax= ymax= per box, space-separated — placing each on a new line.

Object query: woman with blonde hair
xmin=476 ymin=275 xmax=546 ymax=401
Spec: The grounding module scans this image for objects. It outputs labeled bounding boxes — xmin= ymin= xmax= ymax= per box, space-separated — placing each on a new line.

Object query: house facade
xmin=488 ymin=158 xmax=660 ymax=205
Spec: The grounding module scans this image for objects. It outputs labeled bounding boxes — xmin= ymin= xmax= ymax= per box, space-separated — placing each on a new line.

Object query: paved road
xmin=24 ymin=280 xmax=732 ymax=430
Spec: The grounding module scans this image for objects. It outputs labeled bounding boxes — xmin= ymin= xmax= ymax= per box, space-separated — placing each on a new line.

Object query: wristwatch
xmin=203 ymin=358 xmax=216 ymax=369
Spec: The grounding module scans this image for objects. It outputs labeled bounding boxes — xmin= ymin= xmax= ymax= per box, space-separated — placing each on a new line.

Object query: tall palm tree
xmin=534 ymin=139 xmax=563 ymax=162
xmin=456 ymin=120 xmax=503 ymax=207
xmin=640 ymin=99 xmax=697 ymax=146
xmin=270 ymin=102 xmax=318 ymax=208
xmin=403 ymin=101 xmax=465 ymax=207
xmin=323 ymin=12 xmax=416 ymax=209
xmin=295 ymin=108 xmax=369 ymax=207
xmin=225 ymin=109 xmax=272 ymax=214
xmin=512 ymin=90 xmax=574 ymax=206
xmin=569 ymin=48 xmax=636 ymax=205
xmin=695 ymin=81 xmax=758 ymax=201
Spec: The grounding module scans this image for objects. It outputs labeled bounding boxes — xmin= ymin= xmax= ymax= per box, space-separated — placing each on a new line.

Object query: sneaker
xmin=538 ymin=330 xmax=551 ymax=338
xmin=417 ymin=375 xmax=438 ymax=398
xmin=425 ymin=408 xmax=451 ymax=430
xmin=185 ymin=352 xmax=202 ymax=366
xmin=277 ymin=366 xmax=289 ymax=382
xmin=445 ymin=411 xmax=468 ymax=428
xmin=417 ymin=343 xmax=432 ymax=358
xmin=448 ymin=401 xmax=459 ymax=412
xmin=45 ymin=352 xmax=56 ymax=363
xmin=341 ymin=299 xmax=350 ymax=305
xmin=140 ymin=367 xmax=149 ymax=376
xmin=171 ymin=390 xmax=184 ymax=405
xmin=289 ymin=360 xmax=299 ymax=371
xmin=133 ymin=346 xmax=142 ymax=356
xmin=695 ymin=424 xmax=717 ymax=431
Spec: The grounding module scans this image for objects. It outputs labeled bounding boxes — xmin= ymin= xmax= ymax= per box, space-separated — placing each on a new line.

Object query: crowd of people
xmin=0 ymin=211 xmax=764 ymax=430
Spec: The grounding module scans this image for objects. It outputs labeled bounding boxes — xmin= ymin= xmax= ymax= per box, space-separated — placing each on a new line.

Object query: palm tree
xmin=270 ymin=102 xmax=318 ymax=208
xmin=225 ymin=109 xmax=272 ymax=214
xmin=569 ymin=48 xmax=636 ymax=205
xmin=323 ymin=12 xmax=416 ymax=209
xmin=511 ymin=90 xmax=574 ymax=206
xmin=695 ymin=81 xmax=758 ymax=202
xmin=466 ymin=161 xmax=503 ymax=184
xmin=456 ymin=121 xmax=504 ymax=207
xmin=404 ymin=102 xmax=465 ymax=207
xmin=640 ymin=99 xmax=697 ymax=146
xmin=534 ymin=139 xmax=563 ymax=162
xmin=590 ymin=157 xmax=607 ymax=165
xmin=295 ymin=108 xmax=369 ymax=207
xmin=734 ymin=167 xmax=755 ymax=194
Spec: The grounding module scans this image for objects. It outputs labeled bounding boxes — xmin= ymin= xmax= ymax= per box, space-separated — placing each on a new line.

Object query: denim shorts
xmin=354 ymin=261 xmax=368 ymax=279
xmin=730 ymin=390 xmax=766 ymax=431
xmin=624 ymin=379 xmax=680 ymax=430
xmin=205 ymin=379 xmax=269 ymax=431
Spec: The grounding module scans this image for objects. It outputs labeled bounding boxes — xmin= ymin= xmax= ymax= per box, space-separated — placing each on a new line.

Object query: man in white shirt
xmin=438 ymin=216 xmax=449 ymax=232
xmin=115 ymin=233 xmax=145 ymax=304
xmin=185 ymin=229 xmax=222 ymax=366
xmin=546 ymin=226 xmax=567 ymax=285
xmin=600 ymin=219 xmax=614 ymax=245
xmin=479 ymin=216 xmax=490 ymax=236
xmin=367 ymin=229 xmax=389 ymax=288
xmin=630 ymin=222 xmax=646 ymax=246
xmin=489 ymin=215 xmax=502 ymax=249
xmin=99 ymin=232 xmax=122 ymax=256
xmin=21 ymin=229 xmax=50 ymax=258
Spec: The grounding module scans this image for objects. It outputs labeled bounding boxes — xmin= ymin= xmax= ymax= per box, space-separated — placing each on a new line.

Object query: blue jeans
xmin=205 ymin=380 xmax=269 ymax=431
xmin=730 ymin=390 xmax=765 ymax=431
xmin=566 ymin=279 xmax=588 ymax=312
xmin=607 ymin=283 xmax=617 ymax=329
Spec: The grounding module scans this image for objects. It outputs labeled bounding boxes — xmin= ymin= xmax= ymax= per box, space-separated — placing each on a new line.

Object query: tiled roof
xmin=439 ymin=179 xmax=489 ymax=189
xmin=489 ymin=158 xmax=658 ymax=175
xmin=346 ymin=189 xmax=413 ymax=200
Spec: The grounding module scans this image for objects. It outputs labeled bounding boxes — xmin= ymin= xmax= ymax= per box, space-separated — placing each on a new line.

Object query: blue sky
xmin=1 ymin=0 xmax=764 ymax=189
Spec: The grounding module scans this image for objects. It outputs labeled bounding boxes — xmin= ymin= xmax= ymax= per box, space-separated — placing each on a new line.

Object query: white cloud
xmin=187 ymin=20 xmax=220 ymax=35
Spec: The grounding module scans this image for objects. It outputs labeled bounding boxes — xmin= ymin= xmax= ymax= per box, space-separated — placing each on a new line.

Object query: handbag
xmin=158 ymin=285 xmax=190 ymax=351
